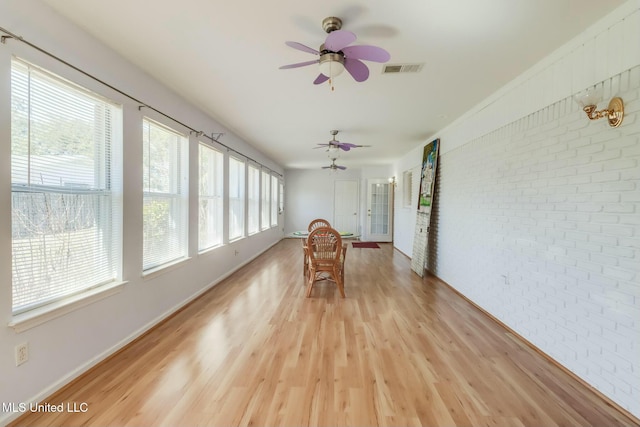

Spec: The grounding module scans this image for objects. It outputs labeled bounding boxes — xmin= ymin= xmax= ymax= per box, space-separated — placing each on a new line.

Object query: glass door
xmin=366 ymin=179 xmax=393 ymax=242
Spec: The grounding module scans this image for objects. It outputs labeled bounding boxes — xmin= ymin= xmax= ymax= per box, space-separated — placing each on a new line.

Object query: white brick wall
xmin=410 ymin=212 xmax=430 ymax=276
xmin=433 ymin=66 xmax=640 ymax=416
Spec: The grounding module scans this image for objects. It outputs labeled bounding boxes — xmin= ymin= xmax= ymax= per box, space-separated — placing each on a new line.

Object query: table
xmin=286 ymin=231 xmax=360 ymax=240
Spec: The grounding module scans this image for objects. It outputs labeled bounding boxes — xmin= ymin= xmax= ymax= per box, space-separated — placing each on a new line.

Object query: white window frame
xmin=247 ymin=164 xmax=260 ymax=235
xmin=198 ymin=142 xmax=224 ymax=252
xmin=270 ymin=174 xmax=278 ymax=227
xmin=279 ymin=181 xmax=284 ymax=215
xmin=260 ymin=170 xmax=270 ymax=230
xmin=403 ymin=170 xmax=413 ymax=208
xmin=10 ymin=57 xmax=123 ymax=317
xmin=142 ymin=118 xmax=189 ymax=273
xmin=228 ymin=156 xmax=246 ymax=241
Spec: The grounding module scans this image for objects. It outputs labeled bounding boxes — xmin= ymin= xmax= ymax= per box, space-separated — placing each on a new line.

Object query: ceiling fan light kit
xmin=326 ymin=144 xmax=341 ymax=158
xmin=280 ymin=16 xmax=390 ymax=88
xmin=318 ymin=50 xmax=345 ymax=78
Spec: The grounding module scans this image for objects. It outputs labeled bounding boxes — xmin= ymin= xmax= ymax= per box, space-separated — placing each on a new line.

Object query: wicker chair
xmin=305 ymin=227 xmax=346 ymax=298
xmin=308 ymin=218 xmax=331 ymax=232
xmin=302 ymin=219 xmax=331 ymax=278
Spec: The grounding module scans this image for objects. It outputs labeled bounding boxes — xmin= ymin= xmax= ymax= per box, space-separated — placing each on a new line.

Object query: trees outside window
xmin=11 ymin=59 xmax=123 ymax=313
xmin=142 ymin=119 xmax=188 ymax=271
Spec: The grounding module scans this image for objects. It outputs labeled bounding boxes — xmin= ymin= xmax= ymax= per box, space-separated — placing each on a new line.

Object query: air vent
xmin=382 ymin=63 xmax=424 ymax=74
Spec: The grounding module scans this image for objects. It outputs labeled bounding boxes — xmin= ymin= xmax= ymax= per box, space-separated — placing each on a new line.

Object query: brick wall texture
xmin=432 ymin=66 xmax=639 ymax=415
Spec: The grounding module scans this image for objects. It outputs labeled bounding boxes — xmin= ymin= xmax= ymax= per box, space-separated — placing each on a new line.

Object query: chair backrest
xmin=307 ymin=227 xmax=342 ymax=264
xmin=308 ymin=218 xmax=331 ymax=232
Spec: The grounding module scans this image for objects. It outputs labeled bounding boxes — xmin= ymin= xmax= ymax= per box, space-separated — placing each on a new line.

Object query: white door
xmin=333 ymin=180 xmax=358 ymax=234
xmin=366 ymin=179 xmax=393 ymax=242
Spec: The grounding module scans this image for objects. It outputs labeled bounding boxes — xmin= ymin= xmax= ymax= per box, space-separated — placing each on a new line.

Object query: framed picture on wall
xmin=417 ymin=138 xmax=439 ymax=213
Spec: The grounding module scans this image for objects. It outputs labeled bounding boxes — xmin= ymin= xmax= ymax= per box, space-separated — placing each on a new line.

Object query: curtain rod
xmin=0 ymin=26 xmax=283 ymax=178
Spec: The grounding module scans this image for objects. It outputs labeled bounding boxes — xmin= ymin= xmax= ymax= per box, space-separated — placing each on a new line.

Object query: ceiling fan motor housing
xmin=319 ymin=50 xmax=345 ymax=65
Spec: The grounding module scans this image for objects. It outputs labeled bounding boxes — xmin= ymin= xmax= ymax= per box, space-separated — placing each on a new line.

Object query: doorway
xmin=333 ymin=180 xmax=359 ymax=234
xmin=366 ymin=179 xmax=393 ymax=242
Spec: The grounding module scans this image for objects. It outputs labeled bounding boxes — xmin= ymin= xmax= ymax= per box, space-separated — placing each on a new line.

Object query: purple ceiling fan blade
xmin=279 ymin=59 xmax=319 ymax=69
xmin=342 ymin=45 xmax=390 ymax=63
xmin=313 ymin=74 xmax=330 ymax=85
xmin=338 ymin=144 xmax=351 ymax=152
xmin=337 ymin=165 xmax=347 ymax=170
xmin=324 ymin=30 xmax=356 ymax=51
xmin=344 ymin=57 xmax=369 ymax=82
xmin=340 ymin=142 xmax=372 ymax=149
xmin=285 ymin=41 xmax=319 ymax=55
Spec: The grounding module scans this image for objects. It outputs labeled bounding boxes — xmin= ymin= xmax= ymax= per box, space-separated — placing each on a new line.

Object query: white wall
xmin=394 ymin=0 xmax=640 ymax=417
xmin=284 ymin=165 xmax=392 ymax=238
xmin=0 ymin=1 xmax=283 ymax=424
xmin=392 ymin=145 xmax=424 ymax=256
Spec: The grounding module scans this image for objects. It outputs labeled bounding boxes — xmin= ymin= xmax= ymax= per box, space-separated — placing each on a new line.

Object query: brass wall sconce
xmin=574 ymin=87 xmax=624 ymax=127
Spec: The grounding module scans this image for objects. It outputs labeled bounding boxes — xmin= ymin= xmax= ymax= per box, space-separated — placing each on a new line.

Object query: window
xmin=279 ymin=182 xmax=284 ymax=215
xmin=271 ymin=175 xmax=278 ymax=227
xmin=261 ymin=170 xmax=270 ymax=230
xmin=229 ymin=157 xmax=245 ymax=240
xmin=247 ymin=164 xmax=260 ymax=235
xmin=142 ymin=118 xmax=188 ymax=271
xmin=11 ymin=59 xmax=122 ymax=314
xmin=199 ymin=143 xmax=223 ymax=251
xmin=403 ymin=170 xmax=413 ymax=208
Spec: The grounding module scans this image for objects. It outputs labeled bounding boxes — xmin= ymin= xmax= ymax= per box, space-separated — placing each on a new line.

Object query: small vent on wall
xmin=382 ymin=63 xmax=424 ymax=74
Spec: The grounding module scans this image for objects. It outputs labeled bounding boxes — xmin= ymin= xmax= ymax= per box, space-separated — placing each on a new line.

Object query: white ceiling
xmin=41 ymin=0 xmax=624 ymax=170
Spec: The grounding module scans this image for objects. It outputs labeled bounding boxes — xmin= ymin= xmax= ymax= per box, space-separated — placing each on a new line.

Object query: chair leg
xmin=334 ymin=267 xmax=345 ymax=298
xmin=306 ymin=268 xmax=316 ymax=297
xmin=302 ymin=248 xmax=309 ymax=279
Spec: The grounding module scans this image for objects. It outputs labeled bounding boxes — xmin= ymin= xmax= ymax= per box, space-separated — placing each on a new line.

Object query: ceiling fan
xmin=314 ymin=130 xmax=371 ymax=152
xmin=280 ymin=16 xmax=390 ymax=85
xmin=322 ymin=158 xmax=347 ymax=171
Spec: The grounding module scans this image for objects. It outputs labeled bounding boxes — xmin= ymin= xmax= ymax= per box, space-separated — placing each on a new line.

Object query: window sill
xmin=198 ymin=244 xmax=223 ymax=256
xmin=8 ymin=281 xmax=127 ymax=333
xmin=142 ymin=256 xmax=191 ymax=280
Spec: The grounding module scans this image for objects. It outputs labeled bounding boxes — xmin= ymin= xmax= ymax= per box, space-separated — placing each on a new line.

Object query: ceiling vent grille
xmin=382 ymin=63 xmax=424 ymax=74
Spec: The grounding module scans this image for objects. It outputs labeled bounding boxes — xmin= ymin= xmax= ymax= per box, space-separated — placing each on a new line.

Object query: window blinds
xmin=228 ymin=157 xmax=245 ymax=240
xmin=10 ymin=58 xmax=123 ymax=314
xmin=142 ymin=118 xmax=188 ymax=271
xmin=271 ymin=175 xmax=278 ymax=227
xmin=261 ymin=170 xmax=270 ymax=230
xmin=198 ymin=143 xmax=223 ymax=251
xmin=247 ymin=164 xmax=260 ymax=235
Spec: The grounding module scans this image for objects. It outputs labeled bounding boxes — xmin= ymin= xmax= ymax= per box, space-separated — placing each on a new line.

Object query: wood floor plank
xmin=9 ymin=239 xmax=638 ymax=427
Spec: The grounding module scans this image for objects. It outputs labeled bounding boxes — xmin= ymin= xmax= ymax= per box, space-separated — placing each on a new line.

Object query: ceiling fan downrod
xmin=322 ymin=17 xmax=342 ymax=33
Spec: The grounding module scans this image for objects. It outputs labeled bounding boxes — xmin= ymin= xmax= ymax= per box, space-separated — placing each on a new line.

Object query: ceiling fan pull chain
xmin=329 ymin=61 xmax=335 ymax=91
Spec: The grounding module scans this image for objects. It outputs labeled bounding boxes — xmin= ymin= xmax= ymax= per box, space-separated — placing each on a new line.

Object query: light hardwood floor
xmin=11 ymin=239 xmax=638 ymax=427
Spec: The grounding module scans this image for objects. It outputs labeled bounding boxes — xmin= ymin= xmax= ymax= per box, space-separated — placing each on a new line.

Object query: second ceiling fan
xmin=322 ymin=158 xmax=347 ymax=171
xmin=280 ymin=16 xmax=390 ymax=85
xmin=314 ymin=130 xmax=371 ymax=152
